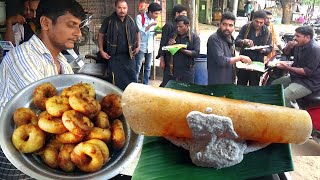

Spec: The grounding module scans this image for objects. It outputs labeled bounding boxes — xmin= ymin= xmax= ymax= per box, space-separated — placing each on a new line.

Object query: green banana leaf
xmin=132 ymin=81 xmax=293 ymax=180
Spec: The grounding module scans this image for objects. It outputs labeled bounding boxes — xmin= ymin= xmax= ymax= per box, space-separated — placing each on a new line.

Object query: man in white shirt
xmin=0 ymin=1 xmax=85 ymax=177
xmin=135 ymin=2 xmax=162 ymax=84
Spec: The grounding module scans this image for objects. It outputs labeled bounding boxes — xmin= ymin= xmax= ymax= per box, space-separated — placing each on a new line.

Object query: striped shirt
xmin=0 ymin=35 xmax=74 ymax=115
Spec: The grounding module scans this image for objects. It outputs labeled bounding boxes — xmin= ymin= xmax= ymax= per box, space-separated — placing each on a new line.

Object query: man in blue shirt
xmin=135 ymin=2 xmax=162 ymax=84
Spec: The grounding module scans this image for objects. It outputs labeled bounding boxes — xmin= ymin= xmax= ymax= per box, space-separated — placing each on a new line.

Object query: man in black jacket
xmin=98 ymin=0 xmax=140 ymax=90
xmin=156 ymin=4 xmax=187 ymax=87
xmin=207 ymin=12 xmax=251 ymax=85
xmin=235 ymin=10 xmax=272 ymax=86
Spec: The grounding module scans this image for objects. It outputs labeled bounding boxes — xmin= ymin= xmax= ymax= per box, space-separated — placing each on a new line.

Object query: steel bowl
xmin=0 ymin=74 xmax=143 ymax=180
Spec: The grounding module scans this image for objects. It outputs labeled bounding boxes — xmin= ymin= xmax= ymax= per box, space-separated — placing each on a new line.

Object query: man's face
xmin=150 ymin=11 xmax=161 ymax=20
xmin=265 ymin=15 xmax=272 ymax=26
xmin=45 ymin=12 xmax=82 ymax=50
xmin=294 ymin=32 xmax=310 ymax=46
xmin=219 ymin=19 xmax=235 ymax=37
xmin=176 ymin=21 xmax=189 ymax=36
xmin=175 ymin=10 xmax=187 ymax=18
xmin=29 ymin=0 xmax=39 ymax=19
xmin=252 ymin=18 xmax=265 ymax=30
xmin=115 ymin=1 xmax=128 ymax=18
xmin=23 ymin=1 xmax=32 ymax=20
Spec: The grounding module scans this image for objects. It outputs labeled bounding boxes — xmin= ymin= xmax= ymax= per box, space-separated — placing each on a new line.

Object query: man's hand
xmin=259 ymin=48 xmax=266 ymax=53
xmin=286 ymin=40 xmax=298 ymax=49
xmin=168 ymin=38 xmax=176 ymax=45
xmin=160 ymin=56 xmax=165 ymax=70
xmin=133 ymin=46 xmax=140 ymax=55
xmin=243 ymin=39 xmax=254 ymax=47
xmin=7 ymin=15 xmax=26 ymax=26
xmin=100 ymin=50 xmax=111 ymax=60
xmin=239 ymin=55 xmax=252 ymax=64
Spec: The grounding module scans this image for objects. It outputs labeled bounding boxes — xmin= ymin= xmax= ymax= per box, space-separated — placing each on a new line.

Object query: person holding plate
xmin=0 ymin=0 xmax=85 ymax=177
xmin=235 ymin=10 xmax=272 ymax=86
xmin=207 ymin=12 xmax=252 ymax=85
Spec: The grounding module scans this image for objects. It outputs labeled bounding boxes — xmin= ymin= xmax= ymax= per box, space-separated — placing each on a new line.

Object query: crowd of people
xmin=0 ymin=0 xmax=320 ymax=178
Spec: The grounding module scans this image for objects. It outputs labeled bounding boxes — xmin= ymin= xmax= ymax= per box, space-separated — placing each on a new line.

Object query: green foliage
xmin=301 ymin=0 xmax=320 ymax=6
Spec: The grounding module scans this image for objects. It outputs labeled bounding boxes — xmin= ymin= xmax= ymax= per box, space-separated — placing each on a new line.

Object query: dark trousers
xmin=109 ymin=54 xmax=136 ymax=91
xmin=237 ymin=69 xmax=261 ymax=86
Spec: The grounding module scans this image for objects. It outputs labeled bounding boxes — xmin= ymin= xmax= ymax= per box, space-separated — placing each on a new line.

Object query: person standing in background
xmin=264 ymin=10 xmax=282 ymax=62
xmin=165 ymin=15 xmax=200 ymax=84
xmin=235 ymin=10 xmax=272 ymax=86
xmin=4 ymin=0 xmax=40 ymax=46
xmin=207 ymin=12 xmax=251 ymax=85
xmin=135 ymin=2 xmax=162 ymax=84
xmin=98 ymin=0 xmax=140 ymax=90
xmin=156 ymin=4 xmax=188 ymax=87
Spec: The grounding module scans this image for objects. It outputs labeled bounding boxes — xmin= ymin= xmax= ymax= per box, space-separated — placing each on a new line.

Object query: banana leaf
xmin=132 ymin=81 xmax=293 ymax=180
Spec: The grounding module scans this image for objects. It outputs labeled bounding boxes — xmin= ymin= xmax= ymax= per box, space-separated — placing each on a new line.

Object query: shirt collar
xmin=28 ymin=34 xmax=68 ymax=63
xmin=301 ymin=39 xmax=314 ymax=50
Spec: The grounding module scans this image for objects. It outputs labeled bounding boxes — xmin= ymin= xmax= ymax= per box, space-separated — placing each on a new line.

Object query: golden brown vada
xmin=69 ymin=93 xmax=99 ymax=117
xmin=45 ymin=95 xmax=71 ymax=117
xmin=111 ymin=119 xmax=126 ymax=150
xmin=38 ymin=113 xmax=68 ymax=134
xmin=13 ymin=107 xmax=38 ymax=127
xmin=94 ymin=111 xmax=110 ymax=129
xmin=61 ymin=83 xmax=95 ymax=98
xmin=100 ymin=94 xmax=123 ymax=119
xmin=71 ymin=142 xmax=104 ymax=172
xmin=84 ymin=127 xmax=111 ymax=143
xmin=33 ymin=82 xmax=58 ymax=110
xmin=62 ymin=110 xmax=94 ymax=136
xmin=86 ymin=139 xmax=109 ymax=164
xmin=12 ymin=124 xmax=46 ymax=153
xmin=56 ymin=131 xmax=83 ymax=144
xmin=58 ymin=144 xmax=76 ymax=172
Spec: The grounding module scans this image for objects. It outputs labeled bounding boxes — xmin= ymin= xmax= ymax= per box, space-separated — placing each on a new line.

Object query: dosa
xmin=122 ymin=83 xmax=312 ymax=144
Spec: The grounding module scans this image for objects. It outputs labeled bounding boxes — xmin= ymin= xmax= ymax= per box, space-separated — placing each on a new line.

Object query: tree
xmin=280 ymin=0 xmax=294 ymax=24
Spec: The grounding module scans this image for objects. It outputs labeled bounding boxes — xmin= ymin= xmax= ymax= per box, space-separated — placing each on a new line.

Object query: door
xmin=199 ymin=0 xmax=206 ymax=24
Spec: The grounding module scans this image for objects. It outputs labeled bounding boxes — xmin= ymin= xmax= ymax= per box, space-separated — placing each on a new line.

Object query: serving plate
xmin=0 ymin=74 xmax=144 ymax=180
xmin=244 ymin=45 xmax=270 ymax=50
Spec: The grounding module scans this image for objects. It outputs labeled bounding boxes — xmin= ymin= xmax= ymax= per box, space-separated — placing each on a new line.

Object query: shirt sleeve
xmin=190 ymin=34 xmax=200 ymax=58
xmin=136 ymin=14 xmax=147 ymax=35
xmin=235 ymin=25 xmax=247 ymax=47
xmin=99 ymin=17 xmax=110 ymax=34
xmin=207 ymin=35 xmax=231 ymax=67
xmin=304 ymin=47 xmax=320 ymax=77
xmin=157 ymin=23 xmax=173 ymax=58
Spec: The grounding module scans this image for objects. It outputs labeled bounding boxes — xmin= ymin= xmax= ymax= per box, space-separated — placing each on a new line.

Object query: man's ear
xmin=40 ymin=16 xmax=50 ymax=31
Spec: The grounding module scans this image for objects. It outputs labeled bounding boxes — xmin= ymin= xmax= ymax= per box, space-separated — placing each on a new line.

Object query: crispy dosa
xmin=122 ymin=83 xmax=312 ymax=144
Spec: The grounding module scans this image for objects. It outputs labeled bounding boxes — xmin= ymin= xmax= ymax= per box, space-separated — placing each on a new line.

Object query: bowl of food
xmin=0 ymin=74 xmax=143 ymax=179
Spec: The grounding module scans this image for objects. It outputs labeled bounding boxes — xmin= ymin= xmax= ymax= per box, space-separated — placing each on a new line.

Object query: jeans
xmin=271 ymin=75 xmax=312 ymax=107
xmin=135 ymin=51 xmax=152 ymax=84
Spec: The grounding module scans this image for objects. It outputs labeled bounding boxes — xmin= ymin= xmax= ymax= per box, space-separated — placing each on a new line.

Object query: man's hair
xmin=253 ymin=10 xmax=267 ymax=19
xmin=35 ymin=0 xmax=85 ymax=34
xmin=264 ymin=10 xmax=272 ymax=16
xmin=220 ymin=11 xmax=236 ymax=23
xmin=115 ymin=0 xmax=127 ymax=7
xmin=175 ymin=15 xmax=190 ymax=25
xmin=148 ymin=2 xmax=162 ymax=13
xmin=172 ymin=4 xmax=188 ymax=17
xmin=295 ymin=26 xmax=314 ymax=39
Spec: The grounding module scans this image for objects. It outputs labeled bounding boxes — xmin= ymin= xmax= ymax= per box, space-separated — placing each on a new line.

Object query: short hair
xmin=115 ymin=0 xmax=127 ymax=7
xmin=264 ymin=10 xmax=272 ymax=16
xmin=148 ymin=2 xmax=162 ymax=13
xmin=253 ymin=10 xmax=267 ymax=19
xmin=220 ymin=11 xmax=236 ymax=23
xmin=295 ymin=26 xmax=314 ymax=39
xmin=35 ymin=0 xmax=85 ymax=34
xmin=172 ymin=4 xmax=188 ymax=17
xmin=175 ymin=15 xmax=190 ymax=25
